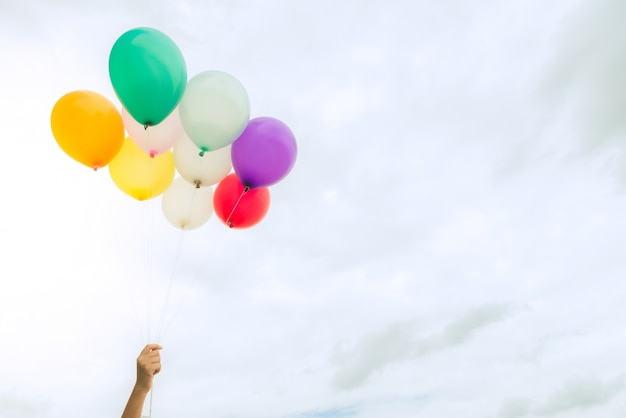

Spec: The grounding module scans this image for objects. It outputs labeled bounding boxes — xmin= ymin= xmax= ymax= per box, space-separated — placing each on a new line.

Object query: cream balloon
xmin=122 ymin=106 xmax=184 ymax=157
xmin=161 ymin=177 xmax=214 ymax=230
xmin=173 ymin=134 xmax=232 ymax=187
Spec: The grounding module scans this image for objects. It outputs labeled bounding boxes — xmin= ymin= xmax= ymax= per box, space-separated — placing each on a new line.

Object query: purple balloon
xmin=231 ymin=117 xmax=297 ymax=189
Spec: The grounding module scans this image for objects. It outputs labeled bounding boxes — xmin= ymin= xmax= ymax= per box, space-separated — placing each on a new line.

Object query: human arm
xmin=121 ymin=344 xmax=163 ymax=418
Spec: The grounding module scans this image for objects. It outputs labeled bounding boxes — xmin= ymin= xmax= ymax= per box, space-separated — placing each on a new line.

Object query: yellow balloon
xmin=50 ymin=90 xmax=124 ymax=170
xmin=109 ymin=137 xmax=175 ymax=201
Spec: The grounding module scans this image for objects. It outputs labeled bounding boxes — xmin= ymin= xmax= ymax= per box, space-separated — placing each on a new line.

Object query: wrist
xmin=132 ymin=382 xmax=151 ymax=397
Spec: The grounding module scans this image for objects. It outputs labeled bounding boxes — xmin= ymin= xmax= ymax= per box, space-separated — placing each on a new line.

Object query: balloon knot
xmin=244 ymin=186 xmax=251 ymax=193
xmin=92 ymin=165 xmax=100 ymax=172
xmin=228 ymin=221 xmax=234 ymax=228
xmin=194 ymin=179 xmax=201 ymax=188
xmin=149 ymin=152 xmax=156 ymax=158
xmin=144 ymin=122 xmax=152 ymax=130
xmin=198 ymin=150 xmax=205 ymax=157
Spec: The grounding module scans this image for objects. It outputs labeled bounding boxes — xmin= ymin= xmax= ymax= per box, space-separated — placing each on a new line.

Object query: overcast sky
xmin=1 ymin=0 xmax=626 ymax=417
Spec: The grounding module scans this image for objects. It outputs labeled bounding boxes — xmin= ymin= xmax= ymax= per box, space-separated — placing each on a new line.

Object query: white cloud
xmin=498 ymin=397 xmax=532 ymax=418
xmin=534 ymin=375 xmax=625 ymax=416
xmin=537 ymin=0 xmax=626 ymax=168
xmin=331 ymin=304 xmax=514 ymax=390
xmin=497 ymin=375 xmax=625 ymax=417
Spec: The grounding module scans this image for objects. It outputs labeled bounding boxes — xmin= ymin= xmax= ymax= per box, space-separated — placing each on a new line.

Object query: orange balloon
xmin=50 ymin=90 xmax=124 ymax=170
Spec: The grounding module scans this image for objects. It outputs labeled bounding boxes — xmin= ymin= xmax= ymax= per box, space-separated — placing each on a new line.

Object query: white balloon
xmin=123 ymin=106 xmax=184 ymax=157
xmin=173 ymin=134 xmax=232 ymax=187
xmin=161 ymin=177 xmax=214 ymax=230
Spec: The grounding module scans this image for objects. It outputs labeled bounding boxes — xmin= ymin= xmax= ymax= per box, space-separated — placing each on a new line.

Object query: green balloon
xmin=109 ymin=27 xmax=187 ymax=126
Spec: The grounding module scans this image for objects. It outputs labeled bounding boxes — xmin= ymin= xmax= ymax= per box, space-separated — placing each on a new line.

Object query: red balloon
xmin=213 ymin=173 xmax=270 ymax=229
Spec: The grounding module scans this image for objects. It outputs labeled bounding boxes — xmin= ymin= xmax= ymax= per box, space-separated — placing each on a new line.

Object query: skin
xmin=121 ymin=344 xmax=163 ymax=418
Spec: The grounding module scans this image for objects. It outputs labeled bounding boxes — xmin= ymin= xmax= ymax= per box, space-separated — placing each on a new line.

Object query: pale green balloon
xmin=179 ymin=70 xmax=250 ymax=153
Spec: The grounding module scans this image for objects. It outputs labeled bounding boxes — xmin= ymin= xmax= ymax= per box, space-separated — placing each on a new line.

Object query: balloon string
xmin=149 ymin=385 xmax=154 ymax=417
xmin=155 ymin=175 xmax=206 ymax=342
xmin=123 ymin=251 xmax=148 ymax=345
xmin=145 ymin=201 xmax=149 ymax=344
xmin=140 ymin=199 xmax=150 ymax=345
xmin=155 ymin=223 xmax=229 ymax=343
xmin=150 ymin=182 xmax=248 ymax=343
xmin=146 ymin=199 xmax=154 ymax=343
xmin=153 ymin=157 xmax=205 ymax=344
xmin=137 ymin=162 xmax=156 ymax=345
xmin=224 ymin=187 xmax=249 ymax=228
xmin=141 ymin=129 xmax=154 ymax=344
xmin=143 ymin=161 xmax=158 ymax=418
xmin=155 ymin=186 xmax=245 ymax=342
xmin=121 ymin=194 xmax=152 ymax=349
xmin=148 ymin=157 xmax=160 ymax=342
xmin=154 ymin=227 xmax=186 ymax=344
xmin=142 ymin=385 xmax=153 ymax=418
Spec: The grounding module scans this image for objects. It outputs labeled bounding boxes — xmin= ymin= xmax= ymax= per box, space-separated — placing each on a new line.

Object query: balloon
xmin=173 ymin=134 xmax=232 ymax=187
xmin=109 ymin=137 xmax=175 ymax=201
xmin=213 ymin=173 xmax=270 ymax=229
xmin=50 ymin=90 xmax=124 ymax=170
xmin=179 ymin=70 xmax=250 ymax=153
xmin=109 ymin=27 xmax=187 ymax=126
xmin=162 ymin=177 xmax=213 ymax=230
xmin=123 ymin=106 xmax=184 ymax=157
xmin=231 ymin=117 xmax=297 ymax=189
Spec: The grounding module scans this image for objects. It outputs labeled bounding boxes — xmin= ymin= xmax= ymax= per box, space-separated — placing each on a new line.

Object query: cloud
xmin=486 ymin=0 xmax=626 ymax=181
xmin=534 ymin=375 xmax=625 ymax=416
xmin=497 ymin=374 xmax=625 ymax=417
xmin=498 ymin=397 xmax=532 ymax=418
xmin=538 ymin=0 xmax=626 ymax=156
xmin=439 ymin=303 xmax=512 ymax=347
xmin=331 ymin=322 xmax=416 ymax=391
xmin=331 ymin=303 xmax=514 ymax=390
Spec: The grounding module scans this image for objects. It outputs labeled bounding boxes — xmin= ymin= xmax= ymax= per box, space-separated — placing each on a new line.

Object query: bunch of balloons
xmin=50 ymin=27 xmax=297 ymax=230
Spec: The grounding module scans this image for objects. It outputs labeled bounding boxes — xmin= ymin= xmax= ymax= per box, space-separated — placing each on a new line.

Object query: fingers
xmin=140 ymin=344 xmax=163 ymax=355
xmin=137 ymin=344 xmax=163 ymax=376
xmin=134 ymin=344 xmax=163 ymax=391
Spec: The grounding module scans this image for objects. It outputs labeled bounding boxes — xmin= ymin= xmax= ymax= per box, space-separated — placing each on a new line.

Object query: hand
xmin=135 ymin=344 xmax=163 ymax=392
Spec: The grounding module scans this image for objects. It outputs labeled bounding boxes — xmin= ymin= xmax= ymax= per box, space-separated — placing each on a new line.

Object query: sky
xmin=1 ymin=0 xmax=626 ymax=417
